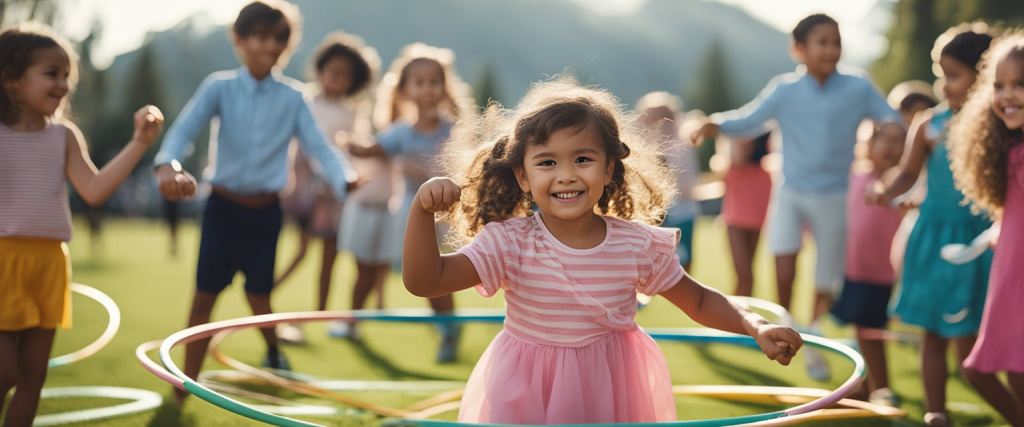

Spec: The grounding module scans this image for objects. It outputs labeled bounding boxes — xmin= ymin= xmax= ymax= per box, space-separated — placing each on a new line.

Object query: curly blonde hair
xmin=442 ymin=78 xmax=677 ymax=246
xmin=950 ymin=31 xmax=1024 ymax=217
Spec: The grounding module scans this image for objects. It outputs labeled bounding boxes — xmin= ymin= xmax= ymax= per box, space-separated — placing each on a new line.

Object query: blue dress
xmin=892 ymin=106 xmax=992 ymax=337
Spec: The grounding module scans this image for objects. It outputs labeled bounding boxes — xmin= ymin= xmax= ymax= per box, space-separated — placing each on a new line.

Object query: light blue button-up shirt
xmin=154 ymin=67 xmax=357 ymax=198
xmin=712 ymin=66 xmax=899 ymax=194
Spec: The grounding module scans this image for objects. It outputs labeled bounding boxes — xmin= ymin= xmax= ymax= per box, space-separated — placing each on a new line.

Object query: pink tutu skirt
xmin=459 ymin=328 xmax=676 ymax=423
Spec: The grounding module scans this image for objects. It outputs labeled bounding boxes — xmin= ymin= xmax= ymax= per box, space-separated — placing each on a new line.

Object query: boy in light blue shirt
xmin=152 ymin=0 xmax=357 ymax=406
xmin=692 ymin=14 xmax=900 ymax=383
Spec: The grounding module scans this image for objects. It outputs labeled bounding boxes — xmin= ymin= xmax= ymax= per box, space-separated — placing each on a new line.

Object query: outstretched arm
xmin=67 ymin=106 xmax=175 ymax=206
xmin=659 ymin=274 xmax=803 ymax=366
xmin=866 ymin=111 xmax=933 ymax=206
xmin=403 ymin=177 xmax=482 ymax=298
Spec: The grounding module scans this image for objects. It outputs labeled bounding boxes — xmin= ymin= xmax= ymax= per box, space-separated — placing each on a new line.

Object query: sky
xmin=62 ymin=0 xmax=893 ymax=69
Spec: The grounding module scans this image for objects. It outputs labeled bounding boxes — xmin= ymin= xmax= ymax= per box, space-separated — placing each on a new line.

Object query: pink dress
xmin=457 ymin=214 xmax=685 ymax=423
xmin=723 ymin=164 xmax=772 ymax=230
xmin=964 ymin=142 xmax=1024 ymax=374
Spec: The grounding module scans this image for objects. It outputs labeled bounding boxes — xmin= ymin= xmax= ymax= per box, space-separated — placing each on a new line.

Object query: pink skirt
xmin=459 ymin=328 xmax=676 ymax=423
xmin=723 ymin=165 xmax=772 ymax=230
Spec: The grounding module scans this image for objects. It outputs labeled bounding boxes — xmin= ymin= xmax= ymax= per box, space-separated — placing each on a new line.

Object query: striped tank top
xmin=458 ymin=213 xmax=685 ymax=347
xmin=0 ymin=122 xmax=72 ymax=241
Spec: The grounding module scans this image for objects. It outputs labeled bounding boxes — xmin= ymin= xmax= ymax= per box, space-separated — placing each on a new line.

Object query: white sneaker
xmin=869 ymin=387 xmax=899 ymax=408
xmin=328 ymin=320 xmax=361 ymax=342
xmin=276 ymin=323 xmax=305 ymax=346
xmin=804 ymin=346 xmax=831 ymax=381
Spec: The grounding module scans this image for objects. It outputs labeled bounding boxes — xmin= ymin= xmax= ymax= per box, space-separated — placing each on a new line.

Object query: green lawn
xmin=14 ymin=217 xmax=1006 ymax=426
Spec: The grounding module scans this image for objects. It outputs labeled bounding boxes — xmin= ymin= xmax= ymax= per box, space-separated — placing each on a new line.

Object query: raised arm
xmin=659 ymin=274 xmax=803 ymax=366
xmin=866 ymin=111 xmax=933 ymax=206
xmin=67 ymin=106 xmax=168 ymax=206
xmin=403 ymin=177 xmax=482 ymax=298
xmin=154 ymin=76 xmax=219 ymax=200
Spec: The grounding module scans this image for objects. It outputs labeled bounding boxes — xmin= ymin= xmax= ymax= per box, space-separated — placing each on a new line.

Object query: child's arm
xmin=296 ymin=101 xmax=359 ymax=198
xmin=403 ymin=177 xmax=482 ymax=298
xmin=690 ymin=78 xmax=783 ymax=145
xmin=659 ymin=274 xmax=803 ymax=366
xmin=347 ymin=141 xmax=388 ymax=158
xmin=866 ymin=111 xmax=933 ymax=206
xmin=155 ymin=76 xmax=220 ymax=200
xmin=66 ymin=106 xmax=169 ymax=206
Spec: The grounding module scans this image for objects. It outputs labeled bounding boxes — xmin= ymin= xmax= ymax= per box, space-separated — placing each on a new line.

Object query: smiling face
xmin=869 ymin=123 xmax=905 ymax=172
xmin=514 ymin=126 xmax=615 ymax=224
xmin=992 ymin=54 xmax=1024 ymax=130
xmin=3 ymin=46 xmax=70 ymax=118
xmin=234 ymin=20 xmax=289 ymax=77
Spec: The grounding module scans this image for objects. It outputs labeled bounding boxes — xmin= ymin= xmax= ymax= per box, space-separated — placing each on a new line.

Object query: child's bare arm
xmin=659 ymin=275 xmax=803 ymax=366
xmin=403 ymin=177 xmax=482 ymax=298
xmin=867 ymin=111 xmax=932 ymax=206
xmin=66 ymin=106 xmax=183 ymax=206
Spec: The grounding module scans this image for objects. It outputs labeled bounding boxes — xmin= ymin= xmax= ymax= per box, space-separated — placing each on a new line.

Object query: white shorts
xmin=767 ymin=185 xmax=847 ymax=293
xmin=338 ymin=202 xmax=401 ymax=264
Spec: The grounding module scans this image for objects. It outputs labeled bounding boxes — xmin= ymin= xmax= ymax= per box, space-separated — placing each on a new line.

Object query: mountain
xmin=98 ymin=0 xmax=798 ymax=116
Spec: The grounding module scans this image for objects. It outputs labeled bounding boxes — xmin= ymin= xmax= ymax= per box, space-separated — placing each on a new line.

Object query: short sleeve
xmin=457 ymin=222 xmax=516 ymax=297
xmin=376 ymin=125 xmax=404 ymax=156
xmin=638 ymin=224 xmax=686 ymax=296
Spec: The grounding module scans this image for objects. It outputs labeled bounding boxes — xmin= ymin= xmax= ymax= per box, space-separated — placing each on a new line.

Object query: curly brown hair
xmin=372 ymin=43 xmax=473 ymax=131
xmin=308 ymin=31 xmax=379 ymax=97
xmin=0 ymin=22 xmax=78 ymax=125
xmin=950 ymin=31 xmax=1024 ymax=218
xmin=442 ymin=78 xmax=677 ymax=246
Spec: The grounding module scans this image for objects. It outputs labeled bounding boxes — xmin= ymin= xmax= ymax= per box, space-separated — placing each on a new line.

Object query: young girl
xmin=347 ymin=43 xmax=471 ymax=359
xmin=403 ymin=79 xmax=803 ymax=423
xmin=721 ymin=131 xmax=772 ymax=297
xmin=273 ymin=31 xmax=380 ymax=345
xmin=866 ymin=27 xmax=1010 ymax=427
xmin=635 ymin=92 xmax=699 ymax=271
xmin=0 ymin=23 xmax=167 ymax=425
xmin=830 ymin=123 xmax=905 ymax=407
xmin=950 ymin=32 xmax=1024 ymax=427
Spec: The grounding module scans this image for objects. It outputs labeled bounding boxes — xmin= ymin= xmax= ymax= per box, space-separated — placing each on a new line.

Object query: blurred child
xmin=347 ymin=43 xmax=471 ymax=361
xmin=830 ymin=122 xmax=905 ymax=407
xmin=273 ymin=31 xmax=380 ymax=344
xmin=636 ymin=92 xmax=699 ymax=271
xmin=950 ymin=31 xmax=1024 ymax=427
xmin=152 ymin=1 xmax=357 ymax=405
xmin=691 ymin=13 xmax=900 ymax=381
xmin=403 ymin=78 xmax=803 ymax=423
xmin=722 ymin=132 xmax=772 ymax=297
xmin=0 ymin=22 xmax=166 ymax=425
xmin=866 ymin=26 xmax=1003 ymax=427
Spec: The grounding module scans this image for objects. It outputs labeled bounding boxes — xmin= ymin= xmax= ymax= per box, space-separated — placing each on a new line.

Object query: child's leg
xmin=4 ymin=328 xmax=55 ymax=426
xmin=921 ymin=332 xmax=950 ymax=416
xmin=178 ymin=291 xmax=219 ymax=405
xmin=955 ymin=337 xmax=1018 ymax=425
xmin=856 ymin=326 xmax=889 ymax=392
xmin=274 ymin=226 xmax=311 ymax=288
xmin=429 ymin=295 xmax=454 ymax=312
xmin=767 ymin=187 xmax=803 ymax=311
xmin=0 ymin=332 xmax=19 ymax=418
xmin=352 ymin=262 xmax=386 ymax=311
xmin=317 ymin=238 xmax=338 ymax=312
xmin=727 ymin=227 xmax=759 ymax=297
xmin=373 ymin=267 xmax=387 ymax=310
xmin=806 ymin=191 xmax=846 ymax=327
xmin=246 ymin=293 xmax=278 ymax=349
xmin=1008 ymin=372 xmax=1024 ymax=425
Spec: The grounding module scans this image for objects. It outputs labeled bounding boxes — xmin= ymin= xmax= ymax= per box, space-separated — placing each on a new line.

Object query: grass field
xmin=15 ymin=217 xmax=1006 ymax=426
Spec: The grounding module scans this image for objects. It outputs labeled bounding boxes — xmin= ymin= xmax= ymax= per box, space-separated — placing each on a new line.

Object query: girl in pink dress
xmin=950 ymin=33 xmax=1024 ymax=426
xmin=722 ymin=132 xmax=772 ymax=297
xmin=400 ymin=79 xmax=804 ymax=423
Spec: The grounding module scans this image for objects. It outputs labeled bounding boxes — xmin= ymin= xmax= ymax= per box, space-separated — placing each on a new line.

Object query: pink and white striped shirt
xmin=459 ymin=214 xmax=685 ymax=347
xmin=0 ymin=122 xmax=72 ymax=241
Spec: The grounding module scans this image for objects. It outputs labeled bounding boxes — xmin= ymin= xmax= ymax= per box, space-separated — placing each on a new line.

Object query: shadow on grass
xmin=693 ymin=343 xmax=795 ymax=388
xmin=351 ymin=340 xmax=464 ymax=382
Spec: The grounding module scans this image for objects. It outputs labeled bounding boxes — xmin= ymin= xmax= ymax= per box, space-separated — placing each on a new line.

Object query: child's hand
xmin=754 ymin=324 xmax=802 ymax=366
xmin=864 ymin=185 xmax=891 ymax=207
xmin=132 ymin=105 xmax=164 ymax=146
xmin=416 ymin=177 xmax=461 ymax=213
xmin=689 ymin=122 xmax=719 ymax=146
xmin=990 ymin=223 xmax=1001 ymax=249
xmin=155 ymin=161 xmax=197 ymax=201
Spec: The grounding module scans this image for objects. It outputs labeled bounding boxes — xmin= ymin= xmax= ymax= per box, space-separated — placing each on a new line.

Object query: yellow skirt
xmin=0 ymin=237 xmax=71 ymax=330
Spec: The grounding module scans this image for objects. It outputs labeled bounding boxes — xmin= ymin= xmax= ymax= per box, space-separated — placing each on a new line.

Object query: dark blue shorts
xmin=830 ymin=278 xmax=893 ymax=329
xmin=196 ymin=193 xmax=282 ymax=295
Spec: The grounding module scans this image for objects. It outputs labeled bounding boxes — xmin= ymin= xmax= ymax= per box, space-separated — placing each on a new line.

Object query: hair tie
xmin=620 ymin=141 xmax=631 ymax=158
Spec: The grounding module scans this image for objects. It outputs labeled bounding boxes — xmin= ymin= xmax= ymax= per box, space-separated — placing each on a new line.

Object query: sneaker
xmin=868 ymin=387 xmax=900 ymax=408
xmin=924 ymin=412 xmax=950 ymax=427
xmin=261 ymin=351 xmax=291 ymax=371
xmin=804 ymin=346 xmax=831 ymax=382
xmin=276 ymin=323 xmax=305 ymax=346
xmin=436 ymin=327 xmax=461 ymax=363
xmin=328 ymin=320 xmax=361 ymax=341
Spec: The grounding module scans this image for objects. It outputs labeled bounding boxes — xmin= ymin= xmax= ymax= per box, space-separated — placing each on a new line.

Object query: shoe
xmin=924 ymin=412 xmax=949 ymax=427
xmin=261 ymin=351 xmax=291 ymax=371
xmin=276 ymin=323 xmax=305 ymax=346
xmin=804 ymin=346 xmax=831 ymax=382
xmin=328 ymin=320 xmax=361 ymax=341
xmin=436 ymin=326 xmax=461 ymax=363
xmin=868 ymin=387 xmax=899 ymax=408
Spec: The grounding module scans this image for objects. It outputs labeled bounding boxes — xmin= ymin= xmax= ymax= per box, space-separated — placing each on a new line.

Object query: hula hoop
xmin=147 ymin=308 xmax=870 ymax=427
xmin=40 ymin=284 xmax=163 ymax=425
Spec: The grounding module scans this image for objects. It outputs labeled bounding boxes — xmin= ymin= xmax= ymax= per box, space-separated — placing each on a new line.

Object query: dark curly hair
xmin=950 ymin=31 xmax=1024 ymax=217
xmin=0 ymin=22 xmax=78 ymax=124
xmin=309 ymin=31 xmax=377 ymax=97
xmin=442 ymin=78 xmax=676 ymax=246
